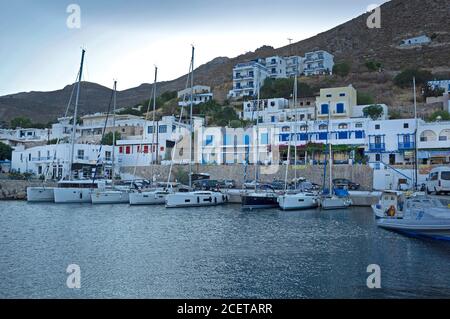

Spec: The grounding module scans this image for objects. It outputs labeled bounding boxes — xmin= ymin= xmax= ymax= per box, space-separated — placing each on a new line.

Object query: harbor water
xmin=0 ymin=201 xmax=449 ymax=298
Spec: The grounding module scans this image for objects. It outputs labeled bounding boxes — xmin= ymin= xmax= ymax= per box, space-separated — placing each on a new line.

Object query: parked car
xmin=332 ymin=178 xmax=360 ymax=190
xmin=426 ymin=167 xmax=450 ymax=195
xmin=243 ymin=180 xmax=260 ymax=189
xmin=220 ymin=179 xmax=236 ymax=189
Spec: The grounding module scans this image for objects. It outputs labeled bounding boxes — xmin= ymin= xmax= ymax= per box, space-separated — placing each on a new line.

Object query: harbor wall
xmin=121 ymin=164 xmax=374 ymax=190
xmin=0 ymin=180 xmax=56 ymax=200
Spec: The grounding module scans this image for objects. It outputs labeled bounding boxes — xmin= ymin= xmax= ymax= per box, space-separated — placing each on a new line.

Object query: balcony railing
xmin=398 ymin=142 xmax=415 ymax=150
xmin=31 ymin=157 xmax=52 ymax=162
xmin=369 ymin=143 xmax=386 ymax=151
xmin=234 ymin=85 xmax=254 ymax=90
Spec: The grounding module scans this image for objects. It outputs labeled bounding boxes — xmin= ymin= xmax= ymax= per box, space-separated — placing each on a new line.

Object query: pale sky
xmin=0 ymin=0 xmax=389 ymax=95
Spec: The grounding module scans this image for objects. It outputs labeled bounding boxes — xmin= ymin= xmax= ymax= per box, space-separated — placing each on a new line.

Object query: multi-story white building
xmin=265 ymin=56 xmax=287 ymax=79
xmin=303 ymin=50 xmax=335 ymax=76
xmin=241 ymin=98 xmax=315 ymax=123
xmin=11 ymin=143 xmax=115 ymax=179
xmin=229 ymin=60 xmax=269 ymax=98
xmin=285 ymin=56 xmax=305 ymax=77
xmin=178 ymin=85 xmax=213 ymax=107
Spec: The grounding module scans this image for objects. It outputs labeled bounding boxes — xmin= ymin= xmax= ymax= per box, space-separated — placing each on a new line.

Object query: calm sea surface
xmin=0 ymin=201 xmax=449 ymax=299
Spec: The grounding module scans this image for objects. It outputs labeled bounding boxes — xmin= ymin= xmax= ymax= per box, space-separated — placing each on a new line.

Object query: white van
xmin=426 ymin=167 xmax=450 ymax=195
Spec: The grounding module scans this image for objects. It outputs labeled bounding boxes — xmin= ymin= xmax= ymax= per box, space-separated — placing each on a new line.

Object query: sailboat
xmin=91 ymin=81 xmax=130 ymax=204
xmin=277 ymin=72 xmax=319 ymax=210
xmin=53 ymin=49 xmax=109 ymax=204
xmin=129 ymin=66 xmax=171 ymax=205
xmin=320 ymin=103 xmax=352 ymax=210
xmin=27 ymin=57 xmax=80 ymax=202
xmin=241 ymin=73 xmax=278 ymax=210
xmin=165 ymin=46 xmax=227 ymax=208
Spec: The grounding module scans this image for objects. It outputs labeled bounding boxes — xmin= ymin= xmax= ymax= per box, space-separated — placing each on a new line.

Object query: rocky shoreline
xmin=0 ymin=180 xmax=56 ymax=200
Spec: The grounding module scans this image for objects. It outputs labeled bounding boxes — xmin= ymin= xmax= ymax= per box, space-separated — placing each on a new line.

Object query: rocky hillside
xmin=1 ymin=0 xmax=449 ymax=124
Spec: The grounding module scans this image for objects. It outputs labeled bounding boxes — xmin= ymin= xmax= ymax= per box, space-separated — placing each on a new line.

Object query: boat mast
xmin=151 ymin=66 xmax=158 ymax=184
xmin=328 ymin=103 xmax=332 ymax=194
xmin=413 ymin=76 xmax=418 ymax=191
xmin=293 ymin=71 xmax=298 ymax=189
xmin=69 ymin=49 xmax=86 ymax=180
xmin=111 ymin=80 xmax=117 ymax=185
xmin=188 ymin=46 xmax=195 ymax=189
xmin=255 ymin=70 xmax=261 ymax=192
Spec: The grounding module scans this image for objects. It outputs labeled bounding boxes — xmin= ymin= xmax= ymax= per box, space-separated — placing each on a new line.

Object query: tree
xmin=365 ymin=60 xmax=382 ymax=72
xmin=363 ymin=104 xmax=384 ymax=120
xmin=101 ymin=131 xmax=122 ymax=146
xmin=389 ymin=110 xmax=402 ymax=119
xmin=260 ymin=78 xmax=315 ymax=99
xmin=117 ymin=107 xmax=143 ymax=116
xmin=427 ymin=110 xmax=450 ymax=122
xmin=393 ymin=69 xmax=433 ymax=88
xmin=10 ymin=117 xmax=33 ymax=129
xmin=0 ymin=142 xmax=13 ymax=161
xmin=357 ymin=91 xmax=375 ymax=105
xmin=229 ymin=120 xmax=242 ymax=128
xmin=332 ymin=62 xmax=351 ymax=77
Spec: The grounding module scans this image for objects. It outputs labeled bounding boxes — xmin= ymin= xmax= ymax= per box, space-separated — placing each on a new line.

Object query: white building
xmin=178 ymin=85 xmax=213 ymax=107
xmin=265 ymin=56 xmax=287 ymax=79
xmin=229 ymin=60 xmax=269 ymax=98
xmin=11 ymin=143 xmax=115 ymax=179
xmin=241 ymin=98 xmax=315 ymax=123
xmin=303 ymin=50 xmax=335 ymax=76
xmin=427 ymin=80 xmax=450 ymax=94
xmin=285 ymin=56 xmax=305 ymax=77
xmin=400 ymin=35 xmax=431 ymax=47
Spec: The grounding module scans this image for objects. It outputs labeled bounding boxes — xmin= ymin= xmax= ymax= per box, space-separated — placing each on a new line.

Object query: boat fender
xmin=386 ymin=205 xmax=396 ymax=217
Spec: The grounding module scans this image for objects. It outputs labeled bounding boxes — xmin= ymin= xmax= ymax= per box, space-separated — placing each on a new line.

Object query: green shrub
xmin=0 ymin=142 xmax=13 ymax=161
xmin=365 ymin=60 xmax=382 ymax=72
xmin=393 ymin=69 xmax=433 ymax=88
xmin=260 ymin=78 xmax=315 ymax=99
xmin=363 ymin=104 xmax=384 ymax=120
xmin=332 ymin=62 xmax=351 ymax=77
xmin=357 ymin=91 xmax=374 ymax=105
xmin=427 ymin=110 xmax=450 ymax=122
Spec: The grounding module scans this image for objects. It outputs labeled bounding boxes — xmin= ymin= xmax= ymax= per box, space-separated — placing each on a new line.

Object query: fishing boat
xmin=165 ymin=46 xmax=225 ymax=209
xmin=375 ymin=193 xmax=450 ymax=241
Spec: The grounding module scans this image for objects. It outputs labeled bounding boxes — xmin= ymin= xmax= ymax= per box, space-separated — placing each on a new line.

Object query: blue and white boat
xmin=374 ymin=192 xmax=450 ymax=241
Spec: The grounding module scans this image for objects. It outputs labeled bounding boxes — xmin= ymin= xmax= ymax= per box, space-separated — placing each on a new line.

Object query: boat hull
xmin=278 ymin=194 xmax=319 ymax=211
xmin=91 ymin=191 xmax=130 ymax=204
xmin=27 ymin=187 xmax=55 ymax=202
xmin=377 ymin=219 xmax=450 ymax=241
xmin=54 ymin=188 xmax=94 ymax=203
xmin=241 ymin=193 xmax=279 ymax=210
xmin=129 ymin=191 xmax=167 ymax=205
xmin=165 ymin=192 xmax=227 ymax=208
xmin=321 ymin=197 xmax=352 ymax=210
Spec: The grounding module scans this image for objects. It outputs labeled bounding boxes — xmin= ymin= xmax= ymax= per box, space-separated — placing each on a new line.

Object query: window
xmin=271 ymin=116 xmax=276 ymax=123
xmin=205 ymin=135 xmax=214 ymax=146
xmin=105 ymin=151 xmax=112 ymax=161
xmin=299 ymin=133 xmax=308 ymax=141
xmin=270 ymin=101 xmax=275 ymax=107
xmin=355 ymin=122 xmax=363 ymax=128
xmin=441 ymin=172 xmax=450 ymax=181
xmin=321 ymin=104 xmax=329 ymax=114
xmin=282 ymin=126 xmax=290 ymax=132
xmin=339 ymin=93 xmax=346 ymax=97
xmin=338 ymin=132 xmax=348 ymax=139
xmin=336 ymin=103 xmax=345 ymax=113
xmin=28 ymin=153 xmax=31 ymax=161
xmin=38 ymin=166 xmax=42 ymax=175
xmin=159 ymin=125 xmax=167 ymax=133
xmin=326 ymin=94 xmax=332 ymax=98
xmin=375 ymin=124 xmax=380 ymax=130
xmin=338 ymin=123 xmax=348 ymax=129
xmin=119 ymin=146 xmax=123 ymax=154
xmin=319 ymin=124 xmax=328 ymax=130
xmin=355 ymin=131 xmax=364 ymax=139
xmin=143 ymin=145 xmax=149 ymax=154
xmin=318 ymin=132 xmax=328 ymax=140
xmin=224 ymin=135 xmax=232 ymax=145
xmin=244 ymin=135 xmax=250 ymax=145
xmin=300 ymin=125 xmax=308 ymax=131
xmin=77 ymin=150 xmax=84 ymax=160
xmin=126 ymin=146 xmax=131 ymax=154
xmin=374 ymin=136 xmax=382 ymax=144
xmin=404 ymin=123 xmax=409 ymax=128
xmin=260 ymin=133 xmax=269 ymax=145
xmin=375 ymin=154 xmax=381 ymax=161
xmin=148 ymin=126 xmax=154 ymax=134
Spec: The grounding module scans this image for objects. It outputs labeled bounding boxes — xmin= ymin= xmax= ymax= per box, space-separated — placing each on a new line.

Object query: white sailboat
xmin=320 ymin=103 xmax=352 ymax=210
xmin=165 ymin=46 xmax=226 ymax=209
xmin=129 ymin=66 xmax=172 ymax=205
xmin=91 ymin=81 xmax=130 ymax=204
xmin=27 ymin=55 xmax=80 ymax=202
xmin=53 ymin=49 xmax=108 ymax=204
xmin=276 ymin=70 xmax=320 ymax=211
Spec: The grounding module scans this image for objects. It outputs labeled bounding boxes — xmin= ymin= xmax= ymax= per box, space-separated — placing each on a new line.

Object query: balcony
xmin=398 ymin=142 xmax=415 ymax=150
xmin=234 ymin=74 xmax=254 ymax=80
xmin=369 ymin=143 xmax=385 ymax=152
xmin=234 ymin=85 xmax=254 ymax=90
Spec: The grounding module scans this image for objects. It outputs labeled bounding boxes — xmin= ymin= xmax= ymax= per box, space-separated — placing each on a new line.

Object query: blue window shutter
xmin=321 ymin=104 xmax=329 ymax=114
xmin=337 ymin=103 xmax=344 ymax=113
